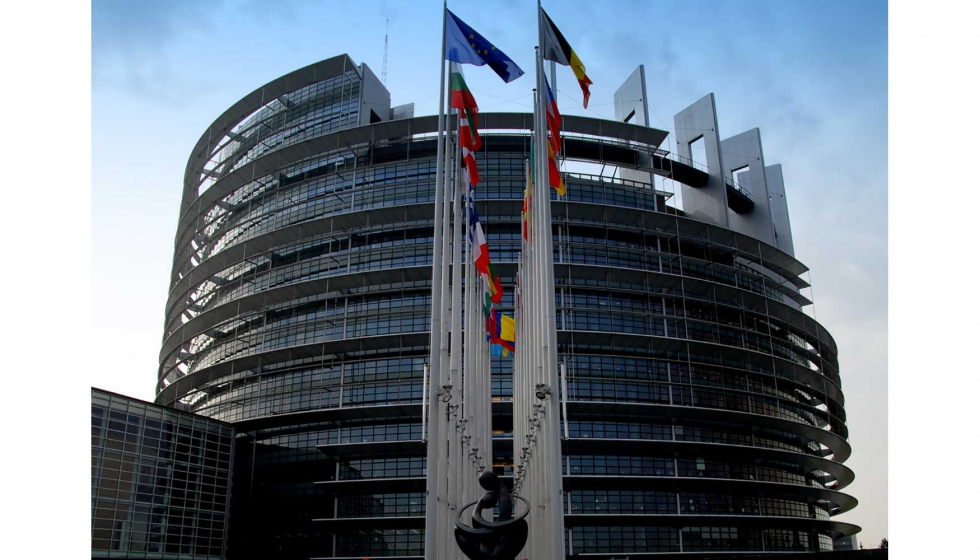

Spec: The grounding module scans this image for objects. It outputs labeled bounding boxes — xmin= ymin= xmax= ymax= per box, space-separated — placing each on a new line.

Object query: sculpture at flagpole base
xmin=454 ymin=471 xmax=529 ymax=560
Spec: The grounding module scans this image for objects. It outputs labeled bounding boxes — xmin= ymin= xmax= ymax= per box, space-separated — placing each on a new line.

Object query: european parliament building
xmin=154 ymin=54 xmax=858 ymax=558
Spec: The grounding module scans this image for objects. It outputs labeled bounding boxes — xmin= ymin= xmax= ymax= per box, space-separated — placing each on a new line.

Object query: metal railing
xmin=724 ymin=176 xmax=754 ymax=200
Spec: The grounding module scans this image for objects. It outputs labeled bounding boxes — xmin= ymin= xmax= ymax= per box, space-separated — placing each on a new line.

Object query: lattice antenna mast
xmin=382 ymin=19 xmax=389 ymax=86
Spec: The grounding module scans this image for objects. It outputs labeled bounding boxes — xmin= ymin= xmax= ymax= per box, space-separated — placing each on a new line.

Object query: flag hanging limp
xmin=450 ymin=64 xmax=482 ymax=186
xmin=547 ymin=141 xmax=566 ymax=196
xmin=540 ymin=8 xmax=593 ymax=108
xmin=544 ymin=75 xmax=562 ymax=151
xmin=522 ymin=159 xmax=532 ymax=242
xmin=445 ymin=10 xmax=525 ymax=83
xmin=450 ymin=67 xmax=482 ymax=150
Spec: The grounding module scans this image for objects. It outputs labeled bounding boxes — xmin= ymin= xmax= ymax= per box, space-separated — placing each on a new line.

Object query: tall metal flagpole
xmin=534 ymin=21 xmax=548 ymax=555
xmin=437 ymin=93 xmax=456 ymax=560
xmin=463 ymin=175 xmax=475 ymax=510
xmin=538 ymin=2 xmax=566 ymax=556
xmin=447 ymin=108 xmax=465 ymax=560
xmin=424 ymin=4 xmax=449 ymax=560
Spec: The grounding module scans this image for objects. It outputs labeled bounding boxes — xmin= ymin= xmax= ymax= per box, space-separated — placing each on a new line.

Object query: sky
xmin=92 ymin=0 xmax=887 ymax=547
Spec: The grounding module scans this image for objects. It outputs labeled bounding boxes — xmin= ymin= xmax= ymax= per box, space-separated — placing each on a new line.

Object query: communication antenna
xmin=382 ymin=19 xmax=389 ymax=86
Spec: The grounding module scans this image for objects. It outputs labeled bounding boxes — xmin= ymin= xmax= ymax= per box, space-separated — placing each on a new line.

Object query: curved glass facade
xmin=159 ymin=55 xmax=857 ymax=559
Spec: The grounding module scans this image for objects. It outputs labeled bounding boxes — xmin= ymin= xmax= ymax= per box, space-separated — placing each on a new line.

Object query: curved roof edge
xmin=182 ymin=54 xmax=359 ymax=210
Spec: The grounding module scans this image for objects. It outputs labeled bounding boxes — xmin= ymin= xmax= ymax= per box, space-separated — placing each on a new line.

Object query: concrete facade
xmin=766 ymin=163 xmax=796 ymax=257
xmin=613 ymin=65 xmax=656 ymax=190
xmin=358 ymin=62 xmax=391 ymax=125
xmin=721 ymin=128 xmax=776 ymax=245
xmin=673 ymin=93 xmax=729 ymax=226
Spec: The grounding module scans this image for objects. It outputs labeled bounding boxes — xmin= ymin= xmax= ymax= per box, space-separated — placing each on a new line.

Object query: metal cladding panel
xmin=613 ymin=65 xmax=657 ymax=190
xmin=767 ymin=163 xmax=796 ymax=257
xmin=673 ymin=93 xmax=730 ymax=227
xmin=357 ymin=62 xmax=391 ymax=126
xmin=722 ymin=128 xmax=776 ymax=245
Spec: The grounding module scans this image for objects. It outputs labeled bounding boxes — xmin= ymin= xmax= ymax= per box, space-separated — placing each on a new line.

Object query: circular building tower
xmin=158 ymin=55 xmax=858 ymax=559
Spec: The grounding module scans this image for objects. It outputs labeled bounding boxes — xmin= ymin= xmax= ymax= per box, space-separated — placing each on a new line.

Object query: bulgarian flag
xmin=450 ymin=63 xmax=482 ymax=185
xmin=547 ymin=140 xmax=566 ymax=196
xmin=462 ymin=146 xmax=480 ymax=186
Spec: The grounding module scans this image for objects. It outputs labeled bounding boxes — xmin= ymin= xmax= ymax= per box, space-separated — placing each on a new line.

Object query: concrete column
xmin=765 ymin=164 xmax=795 ymax=257
xmin=613 ymin=65 xmax=656 ymax=189
xmin=672 ymin=94 xmax=729 ymax=227
xmin=720 ymin=128 xmax=776 ymax=245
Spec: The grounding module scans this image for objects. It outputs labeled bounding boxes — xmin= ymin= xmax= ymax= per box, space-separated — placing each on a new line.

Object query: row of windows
xmin=568 ymin=490 xmax=817 ymax=518
xmin=204 ymin=150 xmax=432 ymax=244
xmin=340 ymin=457 xmax=426 ymax=480
xmin=191 ymin=153 xmax=665 ymax=270
xmin=677 ymin=457 xmax=757 ymax=481
xmin=341 ymin=422 xmax=421 ymax=443
xmin=174 ymin=312 xmax=819 ymax=407
xmin=174 ymin=276 xmax=828 ymax=402
xmin=197 ymin=157 xmax=678 ymax=268
xmin=569 ymin=420 xmax=672 ymax=440
xmin=185 ymin=356 xmax=426 ymax=413
xmin=175 ymin=322 xmax=827 ymax=419
xmin=195 ymin=181 xmax=435 ymax=269
xmin=92 ymin=401 xmax=231 ymax=443
xmin=566 ymin=354 xmax=814 ymax=405
xmin=182 ymin=311 xmax=431 ymax=376
xmin=336 ymin=493 xmax=425 ymax=518
xmin=570 ymin=526 xmax=819 ymax=554
xmin=336 ymin=528 xmax=424 ymax=556
xmin=180 ymin=240 xmax=433 ymax=324
xmin=189 ymin=381 xmax=832 ymax=449
xmin=184 ymin=289 xmax=423 ymax=360
xmin=567 ymin=380 xmax=829 ymax=434
xmin=567 ymin=455 xmax=675 ymax=477
xmin=571 ymin=526 xmax=678 ymax=553
xmin=570 ymin=490 xmax=675 ymax=514
xmin=179 ymin=213 xmax=808 ymax=345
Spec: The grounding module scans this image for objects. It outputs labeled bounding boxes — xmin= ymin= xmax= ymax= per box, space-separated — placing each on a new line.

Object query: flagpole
xmin=446 ymin=94 xmax=466 ymax=560
xmin=534 ymin=21 xmax=548 ymax=556
xmin=424 ymin=4 xmax=449 ymax=560
xmin=539 ymin=1 xmax=565 ymax=555
xmin=463 ymin=182 xmax=475 ymax=509
xmin=542 ymin=43 xmax=566 ymax=560
xmin=436 ymin=72 xmax=457 ymax=559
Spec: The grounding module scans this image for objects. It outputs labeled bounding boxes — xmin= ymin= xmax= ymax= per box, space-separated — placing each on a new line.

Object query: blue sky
xmin=92 ymin=0 xmax=887 ymax=546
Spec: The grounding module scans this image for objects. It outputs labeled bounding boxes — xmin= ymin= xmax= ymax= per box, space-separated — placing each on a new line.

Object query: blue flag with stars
xmin=445 ymin=9 xmax=524 ymax=83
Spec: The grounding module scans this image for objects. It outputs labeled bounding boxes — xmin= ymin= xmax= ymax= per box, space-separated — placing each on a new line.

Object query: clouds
xmin=92 ymin=0 xmax=215 ymax=104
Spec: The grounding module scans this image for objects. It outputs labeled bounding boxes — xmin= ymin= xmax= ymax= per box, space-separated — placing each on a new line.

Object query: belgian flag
xmin=540 ymin=8 xmax=593 ymax=109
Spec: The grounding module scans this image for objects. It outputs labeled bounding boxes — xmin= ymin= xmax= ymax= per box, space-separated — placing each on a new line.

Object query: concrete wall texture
xmin=673 ymin=93 xmax=730 ymax=227
xmin=721 ymin=128 xmax=776 ymax=246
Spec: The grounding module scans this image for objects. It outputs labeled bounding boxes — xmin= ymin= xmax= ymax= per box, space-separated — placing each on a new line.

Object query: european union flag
xmin=445 ymin=10 xmax=525 ymax=83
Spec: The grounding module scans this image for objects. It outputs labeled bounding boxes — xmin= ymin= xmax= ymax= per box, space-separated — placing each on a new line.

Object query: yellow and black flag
xmin=540 ymin=7 xmax=593 ymax=108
